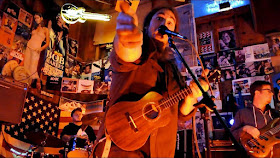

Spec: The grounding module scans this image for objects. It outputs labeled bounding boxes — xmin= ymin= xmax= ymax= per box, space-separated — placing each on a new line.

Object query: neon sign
xmin=206 ymin=0 xmax=245 ymax=13
xmin=61 ymin=3 xmax=111 ymax=24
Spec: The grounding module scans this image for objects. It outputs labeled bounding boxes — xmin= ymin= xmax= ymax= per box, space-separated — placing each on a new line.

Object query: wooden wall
xmin=195 ymin=5 xmax=266 ymax=52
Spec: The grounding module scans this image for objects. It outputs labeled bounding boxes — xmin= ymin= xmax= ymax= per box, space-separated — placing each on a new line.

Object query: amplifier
xmin=0 ymin=77 xmax=28 ymax=124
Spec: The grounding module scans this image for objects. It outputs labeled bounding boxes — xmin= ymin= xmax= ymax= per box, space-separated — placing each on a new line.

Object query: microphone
xmin=158 ymin=25 xmax=187 ymax=40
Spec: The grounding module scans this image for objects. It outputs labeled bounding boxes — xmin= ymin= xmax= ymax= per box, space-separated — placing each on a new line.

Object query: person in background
xmin=231 ymin=80 xmax=280 ymax=157
xmin=61 ymin=108 xmax=96 ymax=150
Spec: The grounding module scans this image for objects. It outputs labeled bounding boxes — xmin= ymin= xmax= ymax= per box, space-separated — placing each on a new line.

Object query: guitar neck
xmin=159 ymin=87 xmax=192 ymax=109
xmin=82 ymin=12 xmax=111 ymax=20
xmin=266 ymin=123 xmax=280 ymax=136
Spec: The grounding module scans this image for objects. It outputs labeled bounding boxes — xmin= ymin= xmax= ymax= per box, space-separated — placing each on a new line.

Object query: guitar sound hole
xmin=143 ymin=103 xmax=160 ymax=120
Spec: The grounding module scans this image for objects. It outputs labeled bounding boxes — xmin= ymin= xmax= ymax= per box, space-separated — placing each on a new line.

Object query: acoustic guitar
xmin=105 ymin=70 xmax=220 ymax=151
xmin=240 ymin=118 xmax=280 ymax=157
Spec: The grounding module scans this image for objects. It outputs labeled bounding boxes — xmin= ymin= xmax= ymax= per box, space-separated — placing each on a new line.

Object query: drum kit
xmin=25 ymin=112 xmax=104 ymax=158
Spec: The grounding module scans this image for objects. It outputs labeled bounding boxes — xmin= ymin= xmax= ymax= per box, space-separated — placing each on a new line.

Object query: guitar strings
xmin=127 ymin=87 xmax=192 ymax=123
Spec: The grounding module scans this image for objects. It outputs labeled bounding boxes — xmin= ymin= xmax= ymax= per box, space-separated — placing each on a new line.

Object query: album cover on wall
xmin=68 ymin=38 xmax=78 ymax=57
xmin=236 ymin=62 xmax=256 ymax=78
xmin=232 ymin=78 xmax=251 ymax=96
xmin=221 ymin=66 xmax=236 ymax=81
xmin=235 ymin=49 xmax=245 ymax=63
xmin=251 ymin=43 xmax=270 ymax=60
xmin=94 ymin=80 xmax=109 ymax=95
xmin=199 ymin=53 xmax=217 ymax=71
xmin=78 ymin=79 xmax=94 ymax=94
xmin=3 ymin=2 xmax=20 ymax=19
xmin=61 ymin=78 xmax=79 ymax=93
xmin=18 ymin=8 xmax=32 ymax=28
xmin=218 ymin=26 xmax=236 ymax=51
xmin=217 ymin=50 xmax=236 ymax=68
xmin=198 ymin=31 xmax=214 ymax=54
xmin=254 ymin=59 xmax=274 ymax=76
xmin=266 ymin=32 xmax=280 ymax=56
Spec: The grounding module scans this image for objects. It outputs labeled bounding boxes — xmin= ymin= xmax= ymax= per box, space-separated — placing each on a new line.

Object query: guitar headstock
xmin=61 ymin=3 xmax=111 ymax=24
xmin=61 ymin=3 xmax=85 ymax=24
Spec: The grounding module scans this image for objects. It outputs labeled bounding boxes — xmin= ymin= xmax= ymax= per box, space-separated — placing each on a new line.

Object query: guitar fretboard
xmin=159 ymin=87 xmax=192 ymax=109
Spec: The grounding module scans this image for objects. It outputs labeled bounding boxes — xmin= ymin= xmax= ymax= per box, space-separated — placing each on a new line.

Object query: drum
xmin=67 ymin=148 xmax=89 ymax=158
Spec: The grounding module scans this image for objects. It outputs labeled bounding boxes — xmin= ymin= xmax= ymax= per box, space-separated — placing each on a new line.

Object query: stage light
xmin=229 ymin=119 xmax=234 ymax=126
xmin=61 ymin=3 xmax=111 ymax=24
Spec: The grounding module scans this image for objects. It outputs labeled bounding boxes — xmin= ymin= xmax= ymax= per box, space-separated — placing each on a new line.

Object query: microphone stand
xmin=167 ymin=35 xmax=248 ymax=158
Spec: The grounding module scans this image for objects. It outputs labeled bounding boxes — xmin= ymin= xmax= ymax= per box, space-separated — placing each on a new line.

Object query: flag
xmin=0 ymin=92 xmax=60 ymax=157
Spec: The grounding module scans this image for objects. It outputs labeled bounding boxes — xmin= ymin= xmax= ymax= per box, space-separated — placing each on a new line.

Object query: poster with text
xmin=18 ymin=8 xmax=32 ymax=28
xmin=1 ymin=13 xmax=17 ymax=34
xmin=43 ymin=50 xmax=65 ymax=77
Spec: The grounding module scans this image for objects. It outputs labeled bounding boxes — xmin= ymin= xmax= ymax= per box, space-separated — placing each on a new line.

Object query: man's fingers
xmin=117 ymin=12 xmax=134 ymax=24
xmin=118 ymin=32 xmax=143 ymax=42
xmin=116 ymin=24 xmax=138 ymax=35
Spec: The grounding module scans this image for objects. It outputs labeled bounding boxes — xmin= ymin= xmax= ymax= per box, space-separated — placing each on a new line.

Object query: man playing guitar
xmin=95 ymin=2 xmax=209 ymax=157
xmin=231 ymin=81 xmax=280 ymax=157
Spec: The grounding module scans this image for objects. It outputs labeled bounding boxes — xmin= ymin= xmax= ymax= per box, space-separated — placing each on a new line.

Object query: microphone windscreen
xmin=158 ymin=25 xmax=168 ymax=35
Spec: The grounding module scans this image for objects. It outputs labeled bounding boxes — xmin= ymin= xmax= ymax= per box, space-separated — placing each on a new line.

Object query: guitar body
xmin=92 ymin=138 xmax=144 ymax=158
xmin=105 ymin=91 xmax=172 ymax=151
xmin=240 ymin=118 xmax=280 ymax=157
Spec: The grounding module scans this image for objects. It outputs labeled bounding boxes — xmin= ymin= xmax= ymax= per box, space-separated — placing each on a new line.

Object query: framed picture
xmin=218 ymin=26 xmax=236 ymax=51
xmin=68 ymin=38 xmax=78 ymax=57
xmin=232 ymin=78 xmax=251 ymax=96
xmin=266 ymin=32 xmax=280 ymax=56
xmin=61 ymin=78 xmax=79 ymax=93
xmin=18 ymin=8 xmax=32 ymax=28
xmin=198 ymin=31 xmax=214 ymax=54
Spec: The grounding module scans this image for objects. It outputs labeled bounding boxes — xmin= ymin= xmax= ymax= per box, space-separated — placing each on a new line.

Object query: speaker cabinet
xmin=0 ymin=77 xmax=28 ymax=124
xmin=175 ymin=130 xmax=194 ymax=158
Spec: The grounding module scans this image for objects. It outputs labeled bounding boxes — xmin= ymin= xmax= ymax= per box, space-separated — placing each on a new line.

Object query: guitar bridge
xmin=125 ymin=112 xmax=139 ymax=133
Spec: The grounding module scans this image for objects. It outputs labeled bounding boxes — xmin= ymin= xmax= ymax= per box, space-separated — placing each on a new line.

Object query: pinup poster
xmin=198 ymin=31 xmax=215 ymax=54
xmin=18 ymin=8 xmax=33 ymax=28
xmin=232 ymin=78 xmax=251 ymax=96
xmin=60 ymin=78 xmax=78 ymax=93
xmin=218 ymin=26 xmax=236 ymax=51
xmin=77 ymin=79 xmax=94 ymax=94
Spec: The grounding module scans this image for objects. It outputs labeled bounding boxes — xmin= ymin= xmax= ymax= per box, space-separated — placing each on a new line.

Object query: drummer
xmin=60 ymin=108 xmax=96 ymax=150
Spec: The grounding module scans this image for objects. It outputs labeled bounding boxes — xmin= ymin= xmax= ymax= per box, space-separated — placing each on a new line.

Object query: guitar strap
xmin=101 ymin=130 xmax=112 ymax=158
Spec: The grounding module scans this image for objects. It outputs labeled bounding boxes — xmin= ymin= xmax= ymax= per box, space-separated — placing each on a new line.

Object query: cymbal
xmin=25 ymin=131 xmax=66 ymax=147
xmin=82 ymin=112 xmax=104 ymax=125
